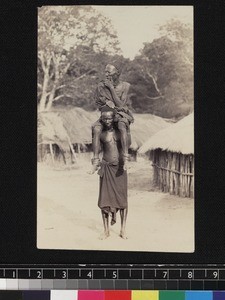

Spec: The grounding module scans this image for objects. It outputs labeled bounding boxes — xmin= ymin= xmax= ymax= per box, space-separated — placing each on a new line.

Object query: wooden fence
xmin=150 ymin=149 xmax=194 ymax=198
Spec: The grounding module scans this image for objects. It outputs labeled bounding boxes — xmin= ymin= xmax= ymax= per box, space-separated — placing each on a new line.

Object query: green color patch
xmin=159 ymin=291 xmax=185 ymax=300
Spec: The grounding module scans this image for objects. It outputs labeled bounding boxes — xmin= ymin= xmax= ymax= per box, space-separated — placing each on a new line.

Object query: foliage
xmin=38 ymin=6 xmax=121 ymax=111
xmin=38 ymin=11 xmax=193 ymax=119
xmin=123 ymin=19 xmax=193 ymax=118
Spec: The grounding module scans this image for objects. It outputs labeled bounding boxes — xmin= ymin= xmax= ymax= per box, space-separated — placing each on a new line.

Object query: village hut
xmin=38 ymin=107 xmax=99 ymax=165
xmin=38 ymin=107 xmax=169 ymax=165
xmin=139 ymin=113 xmax=194 ymax=198
xmin=129 ymin=114 xmax=169 ymax=161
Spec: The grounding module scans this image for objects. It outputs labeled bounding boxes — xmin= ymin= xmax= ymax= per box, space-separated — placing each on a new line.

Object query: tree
xmin=123 ymin=57 xmax=164 ymax=113
xmin=38 ymin=6 xmax=121 ymax=111
xmin=56 ymin=45 xmax=111 ymax=110
xmin=159 ymin=18 xmax=193 ymax=68
xmin=128 ymin=19 xmax=193 ymax=118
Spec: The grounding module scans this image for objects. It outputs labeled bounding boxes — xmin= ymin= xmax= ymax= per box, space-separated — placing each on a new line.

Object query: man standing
xmin=91 ymin=106 xmax=128 ymax=240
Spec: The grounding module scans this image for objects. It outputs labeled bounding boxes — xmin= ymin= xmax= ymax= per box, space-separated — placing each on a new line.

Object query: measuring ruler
xmin=0 ymin=264 xmax=225 ymax=291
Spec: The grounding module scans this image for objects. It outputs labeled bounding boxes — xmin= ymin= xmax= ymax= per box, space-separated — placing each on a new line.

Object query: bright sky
xmin=93 ymin=6 xmax=193 ymax=59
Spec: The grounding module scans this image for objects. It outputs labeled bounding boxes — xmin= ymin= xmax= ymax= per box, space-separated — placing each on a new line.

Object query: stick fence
xmin=150 ymin=149 xmax=194 ymax=198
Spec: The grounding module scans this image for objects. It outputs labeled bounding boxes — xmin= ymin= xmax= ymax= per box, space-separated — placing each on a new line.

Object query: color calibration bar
xmin=1 ymin=268 xmax=225 ymax=291
xmin=0 ymin=290 xmax=224 ymax=299
xmin=1 ymin=279 xmax=225 ymax=290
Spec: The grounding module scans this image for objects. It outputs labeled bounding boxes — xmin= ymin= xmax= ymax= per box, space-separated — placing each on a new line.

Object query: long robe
xmin=98 ymin=159 xmax=128 ymax=224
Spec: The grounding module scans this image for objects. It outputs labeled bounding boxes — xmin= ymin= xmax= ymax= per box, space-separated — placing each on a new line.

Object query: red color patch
xmin=105 ymin=290 xmax=131 ymax=300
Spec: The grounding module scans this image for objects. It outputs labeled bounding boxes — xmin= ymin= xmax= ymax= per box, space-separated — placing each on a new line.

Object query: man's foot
xmin=99 ymin=232 xmax=110 ymax=240
xmin=119 ymin=231 xmax=128 ymax=239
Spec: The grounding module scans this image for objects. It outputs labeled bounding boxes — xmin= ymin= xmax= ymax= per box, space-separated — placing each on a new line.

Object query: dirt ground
xmin=37 ymin=156 xmax=194 ymax=252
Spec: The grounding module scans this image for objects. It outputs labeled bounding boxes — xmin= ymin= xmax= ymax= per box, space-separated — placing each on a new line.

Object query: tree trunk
xmin=38 ymin=52 xmax=52 ymax=112
xmin=46 ymin=85 xmax=56 ymax=111
xmin=146 ymin=70 xmax=162 ymax=96
xmin=45 ymin=59 xmax=70 ymax=111
xmin=39 ymin=72 xmax=49 ymax=111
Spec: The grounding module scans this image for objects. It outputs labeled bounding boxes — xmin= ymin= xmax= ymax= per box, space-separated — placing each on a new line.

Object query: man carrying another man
xmin=90 ymin=63 xmax=133 ymax=239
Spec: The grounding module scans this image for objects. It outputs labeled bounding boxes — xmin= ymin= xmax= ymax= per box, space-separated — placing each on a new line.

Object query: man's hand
xmin=104 ymin=79 xmax=114 ymax=90
xmin=88 ymin=158 xmax=100 ymax=175
xmin=88 ymin=164 xmax=99 ymax=175
xmin=123 ymin=154 xmax=130 ymax=171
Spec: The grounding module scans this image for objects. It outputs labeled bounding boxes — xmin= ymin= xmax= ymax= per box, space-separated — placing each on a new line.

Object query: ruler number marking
xmin=188 ymin=271 xmax=193 ymax=279
xmin=163 ymin=271 xmax=168 ymax=278
xmin=37 ymin=271 xmax=42 ymax=279
xmin=62 ymin=271 xmax=67 ymax=279
xmin=113 ymin=271 xmax=117 ymax=279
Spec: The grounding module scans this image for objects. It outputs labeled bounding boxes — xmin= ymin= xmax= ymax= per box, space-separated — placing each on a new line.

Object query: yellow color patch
xmin=132 ymin=291 xmax=159 ymax=300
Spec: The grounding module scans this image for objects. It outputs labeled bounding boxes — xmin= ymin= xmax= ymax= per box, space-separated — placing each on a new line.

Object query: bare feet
xmin=119 ymin=231 xmax=128 ymax=239
xmin=99 ymin=232 xmax=110 ymax=240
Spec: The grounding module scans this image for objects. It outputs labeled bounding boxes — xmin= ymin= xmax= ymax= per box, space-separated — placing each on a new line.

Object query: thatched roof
xmin=139 ymin=113 xmax=194 ymax=155
xmin=130 ymin=114 xmax=169 ymax=150
xmin=38 ymin=108 xmax=99 ymax=146
xmin=38 ymin=107 xmax=169 ymax=151
xmin=59 ymin=108 xmax=98 ymax=144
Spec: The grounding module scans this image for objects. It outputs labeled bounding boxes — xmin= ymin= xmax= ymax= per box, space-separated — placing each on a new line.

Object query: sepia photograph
xmin=37 ymin=5 xmax=194 ymax=252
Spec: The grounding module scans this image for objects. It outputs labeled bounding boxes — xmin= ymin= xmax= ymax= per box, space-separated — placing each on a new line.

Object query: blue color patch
xmin=185 ymin=291 xmax=213 ymax=300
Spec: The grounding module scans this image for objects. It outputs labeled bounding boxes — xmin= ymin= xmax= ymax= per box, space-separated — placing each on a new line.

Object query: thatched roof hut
xmin=38 ymin=108 xmax=99 ymax=164
xmin=139 ymin=113 xmax=194 ymax=154
xmin=38 ymin=108 xmax=98 ymax=146
xmin=130 ymin=114 xmax=169 ymax=151
xmin=38 ymin=107 xmax=170 ymax=165
xmin=139 ymin=113 xmax=194 ymax=198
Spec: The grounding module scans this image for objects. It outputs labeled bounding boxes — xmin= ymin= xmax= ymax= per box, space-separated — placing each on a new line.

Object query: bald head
xmin=101 ymin=110 xmax=114 ymax=129
xmin=105 ymin=64 xmax=120 ymax=82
